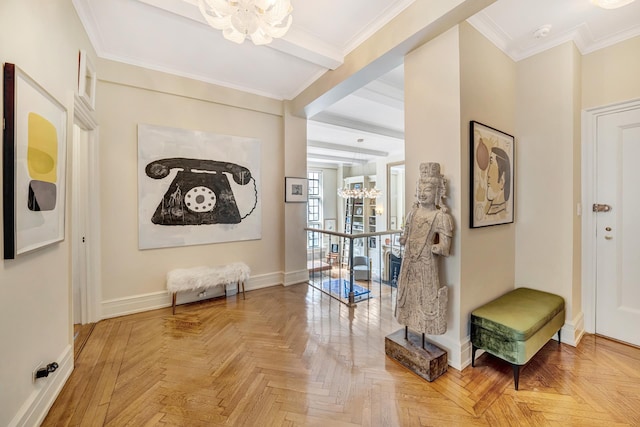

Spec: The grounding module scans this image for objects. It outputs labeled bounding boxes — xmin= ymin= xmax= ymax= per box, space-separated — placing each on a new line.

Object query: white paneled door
xmin=595 ymin=106 xmax=640 ymax=347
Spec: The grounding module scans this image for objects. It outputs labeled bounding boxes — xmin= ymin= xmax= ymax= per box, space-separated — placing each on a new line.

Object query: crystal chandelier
xmin=337 ymin=187 xmax=382 ymax=199
xmin=198 ymin=0 xmax=293 ymax=45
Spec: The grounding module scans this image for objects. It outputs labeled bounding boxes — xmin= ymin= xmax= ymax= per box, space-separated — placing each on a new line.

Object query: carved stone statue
xmin=395 ymin=162 xmax=453 ymax=336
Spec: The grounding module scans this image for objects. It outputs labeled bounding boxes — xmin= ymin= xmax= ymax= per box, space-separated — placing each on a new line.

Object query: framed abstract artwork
xmin=284 ymin=177 xmax=307 ymax=203
xmin=3 ymin=63 xmax=68 ymax=259
xmin=470 ymin=121 xmax=515 ymax=228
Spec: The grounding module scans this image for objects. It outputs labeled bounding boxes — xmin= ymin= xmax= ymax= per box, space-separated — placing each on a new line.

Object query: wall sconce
xmin=375 ymin=206 xmax=383 ymax=215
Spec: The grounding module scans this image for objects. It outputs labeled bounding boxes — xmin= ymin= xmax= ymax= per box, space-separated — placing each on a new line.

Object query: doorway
xmin=583 ymin=99 xmax=640 ymax=347
xmin=72 ymin=96 xmax=100 ymax=357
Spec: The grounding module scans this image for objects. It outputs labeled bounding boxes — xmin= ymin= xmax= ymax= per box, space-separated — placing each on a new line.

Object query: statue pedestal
xmin=384 ymin=329 xmax=448 ymax=382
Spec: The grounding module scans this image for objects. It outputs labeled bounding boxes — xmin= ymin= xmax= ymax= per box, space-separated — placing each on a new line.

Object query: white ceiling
xmin=72 ymin=0 xmax=640 ymax=166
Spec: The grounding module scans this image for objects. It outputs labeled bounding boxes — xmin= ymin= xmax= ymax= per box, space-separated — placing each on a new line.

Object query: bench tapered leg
xmin=471 ymin=345 xmax=477 ymax=367
xmin=512 ymin=364 xmax=521 ymax=390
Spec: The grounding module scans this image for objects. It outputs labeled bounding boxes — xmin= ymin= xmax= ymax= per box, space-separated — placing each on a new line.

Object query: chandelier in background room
xmin=198 ymin=0 xmax=293 ymax=45
xmin=337 ymin=186 xmax=382 ymax=200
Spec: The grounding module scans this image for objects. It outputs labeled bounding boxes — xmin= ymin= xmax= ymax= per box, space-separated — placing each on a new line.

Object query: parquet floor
xmin=45 ymin=283 xmax=640 ymax=426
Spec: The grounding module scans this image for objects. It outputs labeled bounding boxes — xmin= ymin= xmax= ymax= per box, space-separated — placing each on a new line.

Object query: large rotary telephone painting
xmin=138 ymin=124 xmax=261 ymax=249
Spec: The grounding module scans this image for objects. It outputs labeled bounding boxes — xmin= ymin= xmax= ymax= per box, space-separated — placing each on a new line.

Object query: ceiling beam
xmin=310 ymin=113 xmax=405 ymax=140
xmin=307 ymin=140 xmax=389 ymax=157
xmin=306 ymin=153 xmax=368 ymax=165
xmin=136 ymin=0 xmax=343 ymax=69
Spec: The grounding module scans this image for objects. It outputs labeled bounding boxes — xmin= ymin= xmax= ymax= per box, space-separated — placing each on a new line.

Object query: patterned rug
xmin=321 ymin=279 xmax=371 ymax=302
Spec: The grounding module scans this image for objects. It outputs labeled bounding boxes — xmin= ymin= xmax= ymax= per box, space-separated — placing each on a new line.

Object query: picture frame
xmin=355 ymin=206 xmax=363 ymax=216
xmin=285 ymin=176 xmax=307 ymax=203
xmin=3 ymin=63 xmax=67 ymax=259
xmin=470 ymin=121 xmax=515 ymax=228
xmin=78 ymin=50 xmax=97 ymax=110
xmin=324 ymin=218 xmax=336 ymax=231
xmin=137 ymin=124 xmax=261 ymax=250
xmin=368 ymin=236 xmax=377 ymax=249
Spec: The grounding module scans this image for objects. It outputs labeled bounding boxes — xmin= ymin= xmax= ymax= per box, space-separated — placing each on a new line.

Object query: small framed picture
xmin=470 ymin=121 xmax=515 ymax=228
xmin=285 ymin=177 xmax=307 ymax=202
xmin=324 ymin=218 xmax=336 ymax=231
xmin=78 ymin=50 xmax=97 ymax=110
xmin=368 ymin=236 xmax=377 ymax=248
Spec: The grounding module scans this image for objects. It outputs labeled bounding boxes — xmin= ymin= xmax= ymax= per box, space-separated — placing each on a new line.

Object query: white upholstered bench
xmin=167 ymin=262 xmax=250 ymax=314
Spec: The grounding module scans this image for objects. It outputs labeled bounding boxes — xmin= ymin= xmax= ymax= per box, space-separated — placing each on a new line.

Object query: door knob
xmin=605 ymin=227 xmax=612 ymax=231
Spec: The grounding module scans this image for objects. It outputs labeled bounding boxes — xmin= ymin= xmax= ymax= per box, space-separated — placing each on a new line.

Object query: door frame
xmin=582 ymin=97 xmax=640 ymax=335
xmin=72 ymin=94 xmax=101 ymax=324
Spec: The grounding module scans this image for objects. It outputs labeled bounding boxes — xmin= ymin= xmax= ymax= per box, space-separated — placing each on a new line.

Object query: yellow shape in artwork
xmin=27 ymin=112 xmax=58 ymax=183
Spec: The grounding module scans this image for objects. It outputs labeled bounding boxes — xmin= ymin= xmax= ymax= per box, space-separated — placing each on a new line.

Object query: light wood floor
xmin=46 ymin=283 xmax=640 ymax=426
xmin=73 ymin=323 xmax=95 ymax=361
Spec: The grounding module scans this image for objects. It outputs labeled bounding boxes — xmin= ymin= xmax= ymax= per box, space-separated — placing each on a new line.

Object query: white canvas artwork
xmin=138 ymin=124 xmax=261 ymax=250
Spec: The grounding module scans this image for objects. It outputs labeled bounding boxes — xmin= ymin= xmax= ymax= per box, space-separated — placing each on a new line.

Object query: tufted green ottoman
xmin=470 ymin=287 xmax=565 ymax=390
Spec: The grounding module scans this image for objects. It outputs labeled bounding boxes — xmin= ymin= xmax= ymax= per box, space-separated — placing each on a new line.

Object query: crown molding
xmin=467 ymin=9 xmax=640 ymax=61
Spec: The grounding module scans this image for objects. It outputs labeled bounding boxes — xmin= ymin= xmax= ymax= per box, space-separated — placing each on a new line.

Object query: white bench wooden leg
xmin=172 ymin=292 xmax=177 ymax=315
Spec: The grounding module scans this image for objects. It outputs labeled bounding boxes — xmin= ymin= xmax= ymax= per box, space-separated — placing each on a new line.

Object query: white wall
xmin=0 ymin=1 xmax=95 ymax=425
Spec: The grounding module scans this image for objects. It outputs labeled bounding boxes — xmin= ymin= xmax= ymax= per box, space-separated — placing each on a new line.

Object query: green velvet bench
xmin=471 ymin=287 xmax=565 ymax=390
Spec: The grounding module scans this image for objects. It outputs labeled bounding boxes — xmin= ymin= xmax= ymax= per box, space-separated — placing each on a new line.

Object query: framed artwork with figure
xmin=470 ymin=121 xmax=514 ymax=228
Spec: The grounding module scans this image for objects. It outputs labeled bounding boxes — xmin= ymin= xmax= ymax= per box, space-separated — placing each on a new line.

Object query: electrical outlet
xmin=198 ymin=291 xmax=207 ymax=298
xmin=32 ymin=361 xmax=44 ymax=383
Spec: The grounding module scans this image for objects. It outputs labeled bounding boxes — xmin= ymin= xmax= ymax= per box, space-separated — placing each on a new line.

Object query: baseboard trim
xmin=422 ymin=334 xmax=467 ymax=371
xmin=101 ymin=271 xmax=285 ymax=319
xmin=284 ymin=269 xmax=308 ymax=286
xmin=9 ymin=345 xmax=73 ymax=427
xmin=101 ymin=290 xmax=170 ymax=319
xmin=556 ymin=312 xmax=584 ymax=347
xmin=247 ymin=271 xmax=283 ymax=290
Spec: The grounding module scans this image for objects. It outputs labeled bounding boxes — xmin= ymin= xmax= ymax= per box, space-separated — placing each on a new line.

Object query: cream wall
xmin=283 ymin=102 xmax=308 ymax=284
xmin=404 ymin=23 xmax=517 ymax=368
xmin=458 ymin=22 xmax=516 ymax=339
xmin=97 ymin=60 xmax=287 ymax=305
xmin=0 ymin=1 xmax=95 ymax=425
xmin=582 ymin=35 xmax=640 ymax=109
xmin=405 ymin=27 xmax=464 ymax=366
xmin=515 ymin=42 xmax=582 ymax=338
